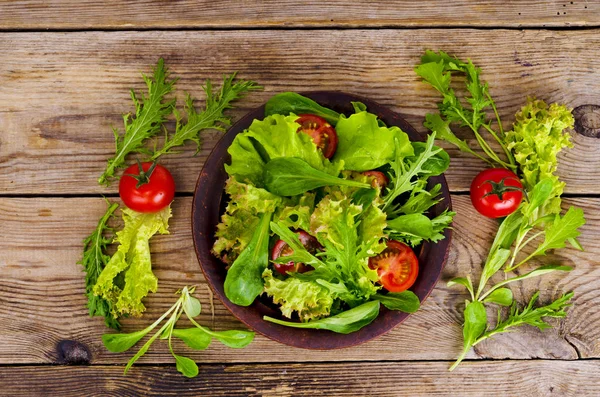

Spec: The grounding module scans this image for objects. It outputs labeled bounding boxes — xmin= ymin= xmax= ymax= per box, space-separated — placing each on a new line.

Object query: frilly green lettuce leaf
xmin=273 ymin=192 xmax=316 ymax=232
xmin=93 ymin=206 xmax=171 ymax=318
xmin=262 ymin=269 xmax=333 ymax=322
xmin=225 ymin=114 xmax=342 ymax=187
xmin=333 ymin=111 xmax=412 ymax=171
xmin=308 ymin=196 xmax=380 ymax=303
xmin=504 ymin=98 xmax=574 ymax=214
xmin=213 ymin=178 xmax=283 ymax=263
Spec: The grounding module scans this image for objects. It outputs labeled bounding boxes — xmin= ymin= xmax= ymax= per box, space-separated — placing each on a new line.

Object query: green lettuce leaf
xmin=309 ymin=196 xmax=381 ymax=304
xmin=262 ymin=269 xmax=334 ymax=321
xmin=504 ymin=98 xmax=575 ymax=214
xmin=225 ymin=114 xmax=342 ymax=186
xmin=333 ymin=110 xmax=412 ymax=171
xmin=213 ymin=178 xmax=283 ymax=263
xmin=93 ymin=206 xmax=171 ymax=318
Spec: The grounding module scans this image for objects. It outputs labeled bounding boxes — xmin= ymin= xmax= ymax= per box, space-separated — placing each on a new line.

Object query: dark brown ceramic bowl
xmin=192 ymin=92 xmax=452 ymax=350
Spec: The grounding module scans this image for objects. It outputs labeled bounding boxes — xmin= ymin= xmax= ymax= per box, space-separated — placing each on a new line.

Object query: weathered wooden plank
xmin=0 ymin=195 xmax=596 ymax=364
xmin=0 ymin=1 xmax=598 ymax=29
xmin=1 ymin=361 xmax=599 ymax=397
xmin=1 ymin=30 xmax=600 ymax=194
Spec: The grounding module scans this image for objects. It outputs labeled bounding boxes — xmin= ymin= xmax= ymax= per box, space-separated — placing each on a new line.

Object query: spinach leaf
xmin=373 ymin=291 xmax=420 ymax=313
xmin=264 ymin=157 xmax=369 ymax=196
xmin=265 ymin=92 xmax=340 ymax=125
xmin=263 ymin=300 xmax=380 ymax=334
xmin=224 ymin=212 xmax=272 ymax=306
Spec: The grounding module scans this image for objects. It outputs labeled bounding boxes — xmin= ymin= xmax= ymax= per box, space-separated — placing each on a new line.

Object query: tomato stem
xmin=481 ymin=177 xmax=525 ymax=201
xmin=124 ymin=159 xmax=158 ymax=189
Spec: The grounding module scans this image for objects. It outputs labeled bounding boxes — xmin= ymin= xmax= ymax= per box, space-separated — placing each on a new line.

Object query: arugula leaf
xmin=409 ymin=141 xmax=450 ymax=176
xmin=265 ymin=92 xmax=340 ymax=125
xmin=476 ymin=291 xmax=573 ymax=342
xmin=224 ymin=212 xmax=272 ymax=306
xmin=264 ymin=300 xmax=380 ymax=334
xmin=93 ymin=205 xmax=171 ymax=318
xmin=416 ymin=51 xmax=514 ymax=169
xmin=513 ymin=207 xmax=585 ymax=270
xmin=333 ymin=110 xmax=411 ymax=171
xmin=98 ymin=59 xmax=176 ymax=185
xmin=373 ymin=291 xmax=420 ymax=313
xmin=382 ymin=133 xmax=445 ymax=213
xmin=79 ymin=200 xmax=120 ymax=329
xmin=396 ymin=180 xmax=442 ymax=215
xmin=151 ymin=74 xmax=261 ymax=159
xmin=263 ymin=157 xmax=369 ymax=196
xmin=424 ymin=113 xmax=484 ymax=162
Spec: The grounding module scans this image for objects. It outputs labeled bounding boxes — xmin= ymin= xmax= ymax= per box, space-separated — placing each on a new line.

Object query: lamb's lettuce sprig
xmin=103 ymin=286 xmax=254 ymax=377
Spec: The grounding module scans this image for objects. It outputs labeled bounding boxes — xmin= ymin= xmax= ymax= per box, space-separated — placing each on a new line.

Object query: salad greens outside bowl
xmin=192 ymin=91 xmax=452 ymax=349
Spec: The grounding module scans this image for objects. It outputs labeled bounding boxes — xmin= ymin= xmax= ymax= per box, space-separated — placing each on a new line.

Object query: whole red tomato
xmin=470 ymin=168 xmax=523 ymax=218
xmin=119 ymin=161 xmax=175 ymax=213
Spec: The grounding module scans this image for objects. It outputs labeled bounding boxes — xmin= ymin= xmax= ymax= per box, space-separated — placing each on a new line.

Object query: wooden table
xmin=2 ymin=2 xmax=600 ymax=396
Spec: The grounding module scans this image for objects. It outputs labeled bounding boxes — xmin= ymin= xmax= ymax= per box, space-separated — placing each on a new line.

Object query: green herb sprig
xmin=78 ymin=200 xmax=120 ymax=329
xmin=98 ymin=59 xmax=177 ymax=185
xmin=416 ymin=50 xmax=585 ymax=370
xmin=151 ymin=74 xmax=262 ymax=160
xmin=103 ymin=286 xmax=254 ymax=377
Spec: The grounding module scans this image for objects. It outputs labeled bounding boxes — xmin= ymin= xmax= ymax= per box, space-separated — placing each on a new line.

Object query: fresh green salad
xmin=212 ymin=92 xmax=455 ymax=333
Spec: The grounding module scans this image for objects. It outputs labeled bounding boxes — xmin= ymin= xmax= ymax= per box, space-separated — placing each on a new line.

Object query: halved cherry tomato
xmin=363 ymin=170 xmax=389 ymax=189
xmin=470 ymin=168 xmax=523 ymax=218
xmin=271 ymin=230 xmax=320 ymax=275
xmin=368 ymin=240 xmax=419 ymax=292
xmin=119 ymin=161 xmax=175 ymax=213
xmin=296 ymin=114 xmax=338 ymax=158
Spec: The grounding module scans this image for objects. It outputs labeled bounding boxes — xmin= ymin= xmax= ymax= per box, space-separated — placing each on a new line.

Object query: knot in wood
xmin=573 ymin=104 xmax=600 ymax=138
xmin=56 ymin=340 xmax=91 ymax=365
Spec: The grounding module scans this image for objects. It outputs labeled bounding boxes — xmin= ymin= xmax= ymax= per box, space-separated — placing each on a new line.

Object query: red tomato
xmin=119 ymin=161 xmax=175 ymax=213
xmin=470 ymin=168 xmax=523 ymax=218
xmin=368 ymin=240 xmax=419 ymax=292
xmin=363 ymin=171 xmax=389 ymax=189
xmin=271 ymin=230 xmax=320 ymax=275
xmin=296 ymin=114 xmax=338 ymax=158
